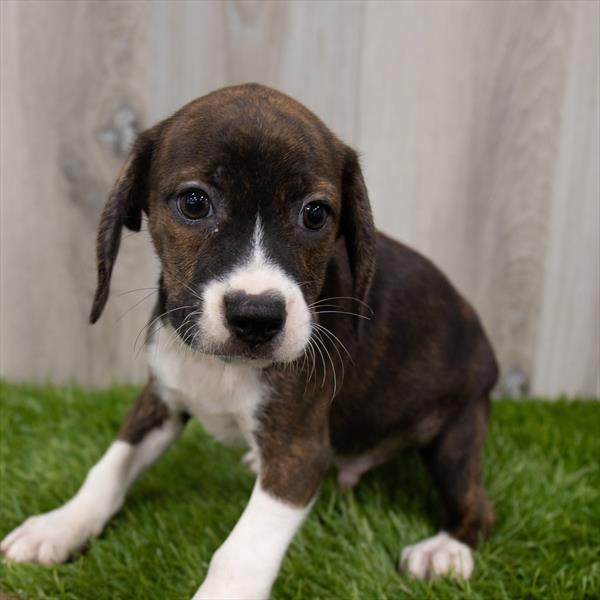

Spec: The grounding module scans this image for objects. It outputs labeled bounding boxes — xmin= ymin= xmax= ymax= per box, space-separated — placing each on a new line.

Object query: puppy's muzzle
xmin=224 ymin=290 xmax=286 ymax=346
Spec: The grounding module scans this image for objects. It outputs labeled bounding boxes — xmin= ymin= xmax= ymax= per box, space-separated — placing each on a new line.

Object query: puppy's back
xmin=329 ymin=231 xmax=498 ymax=455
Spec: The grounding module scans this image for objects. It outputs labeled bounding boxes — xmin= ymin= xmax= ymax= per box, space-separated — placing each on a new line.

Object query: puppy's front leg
xmin=1 ymin=380 xmax=186 ymax=564
xmin=194 ymin=431 xmax=330 ymax=600
xmin=194 ymin=480 xmax=309 ymax=600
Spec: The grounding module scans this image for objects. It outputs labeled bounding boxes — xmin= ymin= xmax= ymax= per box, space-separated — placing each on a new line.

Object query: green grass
xmin=0 ymin=381 xmax=599 ymax=600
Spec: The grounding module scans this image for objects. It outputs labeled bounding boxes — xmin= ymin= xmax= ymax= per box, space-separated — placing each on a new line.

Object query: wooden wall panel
xmin=0 ymin=0 xmax=597 ymax=396
xmin=532 ymin=0 xmax=600 ymax=397
xmin=357 ymin=0 xmax=589 ymax=396
xmin=150 ymin=0 xmax=364 ymax=142
xmin=0 ymin=0 xmax=157 ymax=385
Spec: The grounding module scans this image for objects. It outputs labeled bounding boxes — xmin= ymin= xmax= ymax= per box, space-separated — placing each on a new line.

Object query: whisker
xmin=313 ymin=328 xmax=337 ymax=400
xmin=117 ymin=289 xmax=157 ymax=322
xmin=169 ymin=310 xmax=201 ymax=352
xmin=133 ymin=304 xmax=196 ymax=354
xmin=307 ymin=339 xmax=317 ymax=384
xmin=312 ymin=322 xmax=353 ymax=364
xmin=117 ymin=287 xmax=159 ymax=297
xmin=178 ymin=324 xmax=195 ymax=352
xmin=309 ymin=296 xmax=374 ymax=314
xmin=312 ymin=310 xmax=371 ymax=321
xmin=189 ymin=318 xmax=205 ymax=351
xmin=303 ymin=337 xmax=317 ymax=387
xmin=135 ymin=320 xmax=170 ymax=360
xmin=307 ymin=303 xmax=346 ymax=310
xmin=299 ymin=349 xmax=307 ymax=377
xmin=122 ymin=225 xmax=149 ymax=240
xmin=314 ymin=324 xmax=346 ymax=396
xmin=161 ymin=265 xmax=203 ymax=302
xmin=310 ymin=329 xmax=328 ymax=389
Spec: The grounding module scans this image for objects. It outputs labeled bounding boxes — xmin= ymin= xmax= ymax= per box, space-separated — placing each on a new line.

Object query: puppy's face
xmin=91 ymin=85 xmax=375 ymax=366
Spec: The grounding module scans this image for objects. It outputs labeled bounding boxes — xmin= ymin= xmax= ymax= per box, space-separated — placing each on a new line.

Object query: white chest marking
xmin=147 ymin=325 xmax=268 ymax=447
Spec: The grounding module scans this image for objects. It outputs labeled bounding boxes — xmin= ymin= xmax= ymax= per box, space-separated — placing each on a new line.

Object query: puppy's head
xmin=91 ymin=84 xmax=375 ymax=365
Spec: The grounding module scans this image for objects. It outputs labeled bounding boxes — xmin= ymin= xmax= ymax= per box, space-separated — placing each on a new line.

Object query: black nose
xmin=224 ymin=291 xmax=286 ymax=345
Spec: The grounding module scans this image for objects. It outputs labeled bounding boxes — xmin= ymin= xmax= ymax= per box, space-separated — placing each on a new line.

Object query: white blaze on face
xmin=199 ymin=216 xmax=311 ymax=363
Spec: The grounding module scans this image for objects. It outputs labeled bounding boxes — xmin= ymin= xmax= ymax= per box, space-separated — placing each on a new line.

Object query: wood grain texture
xmin=532 ymin=0 xmax=600 ymax=397
xmin=0 ymin=0 xmax=597 ymax=396
xmin=357 ymin=0 xmax=591 ymax=396
xmin=150 ymin=0 xmax=364 ymax=142
xmin=0 ymin=0 xmax=158 ymax=385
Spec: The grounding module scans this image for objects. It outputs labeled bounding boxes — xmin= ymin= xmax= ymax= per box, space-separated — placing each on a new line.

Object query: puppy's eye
xmin=177 ymin=189 xmax=212 ymax=220
xmin=301 ymin=201 xmax=329 ymax=231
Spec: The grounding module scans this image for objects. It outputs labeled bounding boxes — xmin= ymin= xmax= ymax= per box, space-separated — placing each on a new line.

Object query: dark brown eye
xmin=177 ymin=189 xmax=212 ymax=220
xmin=301 ymin=201 xmax=329 ymax=231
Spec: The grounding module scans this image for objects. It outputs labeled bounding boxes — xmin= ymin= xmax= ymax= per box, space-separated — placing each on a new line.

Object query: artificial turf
xmin=0 ymin=381 xmax=598 ymax=600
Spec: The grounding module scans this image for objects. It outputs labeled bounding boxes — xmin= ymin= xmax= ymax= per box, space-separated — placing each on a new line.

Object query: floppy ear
xmin=340 ymin=147 xmax=377 ymax=318
xmin=89 ymin=129 xmax=155 ymax=324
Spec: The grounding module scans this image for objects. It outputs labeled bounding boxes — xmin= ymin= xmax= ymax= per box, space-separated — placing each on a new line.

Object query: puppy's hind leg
xmin=400 ymin=396 xmax=494 ymax=580
xmin=1 ymin=380 xmax=187 ymax=565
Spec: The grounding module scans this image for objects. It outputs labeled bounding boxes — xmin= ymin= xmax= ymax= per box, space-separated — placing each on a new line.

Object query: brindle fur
xmin=117 ymin=379 xmax=171 ymax=444
xmin=117 ymin=377 xmax=190 ymax=445
xmin=92 ymin=83 xmax=498 ymax=548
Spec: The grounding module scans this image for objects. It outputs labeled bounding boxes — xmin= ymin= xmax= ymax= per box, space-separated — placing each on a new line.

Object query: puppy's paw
xmin=399 ymin=531 xmax=474 ymax=580
xmin=241 ymin=449 xmax=260 ymax=474
xmin=193 ymin=577 xmax=270 ymax=600
xmin=193 ymin=570 xmax=269 ymax=600
xmin=1 ymin=506 xmax=100 ymax=565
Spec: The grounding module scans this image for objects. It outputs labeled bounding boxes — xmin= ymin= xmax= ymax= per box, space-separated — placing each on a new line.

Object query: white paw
xmin=193 ymin=575 xmax=270 ymax=600
xmin=193 ymin=568 xmax=270 ymax=600
xmin=193 ymin=581 xmax=267 ymax=600
xmin=1 ymin=505 xmax=101 ymax=565
xmin=241 ymin=449 xmax=260 ymax=475
xmin=400 ymin=531 xmax=474 ymax=580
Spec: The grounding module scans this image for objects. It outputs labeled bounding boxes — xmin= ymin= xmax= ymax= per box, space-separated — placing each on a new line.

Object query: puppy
xmin=1 ymin=84 xmax=498 ymax=598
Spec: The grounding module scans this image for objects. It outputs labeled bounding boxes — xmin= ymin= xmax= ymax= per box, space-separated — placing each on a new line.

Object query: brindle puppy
xmin=1 ymin=84 xmax=498 ymax=598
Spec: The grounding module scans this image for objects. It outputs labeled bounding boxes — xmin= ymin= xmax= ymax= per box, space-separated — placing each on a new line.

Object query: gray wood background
xmin=1 ymin=0 xmax=598 ymax=397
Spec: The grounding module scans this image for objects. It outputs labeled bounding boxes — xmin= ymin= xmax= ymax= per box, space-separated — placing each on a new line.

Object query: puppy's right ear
xmin=89 ymin=128 xmax=156 ymax=324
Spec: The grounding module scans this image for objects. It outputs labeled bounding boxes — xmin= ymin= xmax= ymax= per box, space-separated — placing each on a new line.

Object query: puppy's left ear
xmin=89 ymin=128 xmax=156 ymax=324
xmin=340 ymin=146 xmax=377 ymax=317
